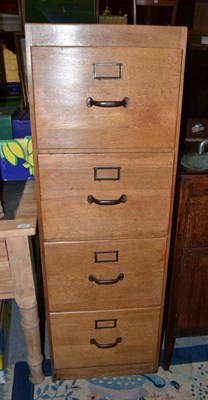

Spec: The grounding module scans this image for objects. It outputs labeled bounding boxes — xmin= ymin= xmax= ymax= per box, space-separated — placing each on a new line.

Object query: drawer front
xmin=44 ymin=238 xmax=166 ymax=312
xmin=31 ymin=46 xmax=182 ymax=150
xmin=38 ymin=153 xmax=174 ymax=241
xmin=50 ymin=308 xmax=160 ymax=369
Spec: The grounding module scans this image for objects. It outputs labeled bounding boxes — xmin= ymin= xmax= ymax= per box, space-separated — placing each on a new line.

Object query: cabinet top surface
xmin=25 ymin=23 xmax=187 ymax=50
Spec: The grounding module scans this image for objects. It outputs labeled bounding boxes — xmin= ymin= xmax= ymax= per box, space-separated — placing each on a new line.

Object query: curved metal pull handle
xmin=89 ymin=273 xmax=124 ymax=285
xmin=86 ymin=97 xmax=129 ymax=108
xmin=87 ymin=194 xmax=127 ymax=206
xmin=90 ymin=337 xmax=122 ymax=349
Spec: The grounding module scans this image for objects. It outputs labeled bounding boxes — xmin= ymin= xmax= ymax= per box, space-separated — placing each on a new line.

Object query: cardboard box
xmin=12 ymin=110 xmax=31 ymax=138
xmin=0 ymin=300 xmax=12 ymax=384
xmin=0 ymin=137 xmax=34 ymax=181
xmin=0 ymin=107 xmax=19 ymax=140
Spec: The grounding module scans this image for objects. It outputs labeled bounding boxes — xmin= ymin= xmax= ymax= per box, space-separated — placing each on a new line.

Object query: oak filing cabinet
xmin=25 ymin=24 xmax=187 ymax=379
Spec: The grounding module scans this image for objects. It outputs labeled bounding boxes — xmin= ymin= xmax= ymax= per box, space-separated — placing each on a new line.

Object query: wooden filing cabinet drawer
xmin=38 ymin=153 xmax=174 ymax=241
xmin=44 ymin=238 xmax=166 ymax=312
xmin=50 ymin=308 xmax=160 ymax=371
xmin=31 ymin=46 xmax=182 ymax=150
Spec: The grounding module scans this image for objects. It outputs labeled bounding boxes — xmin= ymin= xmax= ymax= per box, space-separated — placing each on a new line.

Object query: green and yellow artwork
xmin=0 ymin=137 xmax=34 ymax=179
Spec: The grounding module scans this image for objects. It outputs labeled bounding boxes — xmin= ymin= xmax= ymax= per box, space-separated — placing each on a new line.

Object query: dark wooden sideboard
xmin=163 ymin=34 xmax=208 ymax=369
xmin=164 ymin=170 xmax=208 ymax=369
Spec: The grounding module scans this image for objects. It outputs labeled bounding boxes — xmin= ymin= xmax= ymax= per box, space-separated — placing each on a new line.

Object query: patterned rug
xmin=10 ymin=346 xmax=208 ymax=400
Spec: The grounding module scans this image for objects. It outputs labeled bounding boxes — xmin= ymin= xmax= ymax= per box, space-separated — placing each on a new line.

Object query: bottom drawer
xmin=50 ymin=308 xmax=161 ymax=371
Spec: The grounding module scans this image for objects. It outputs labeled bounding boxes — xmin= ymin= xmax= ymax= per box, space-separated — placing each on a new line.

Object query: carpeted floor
xmin=9 ymin=345 xmax=208 ymax=400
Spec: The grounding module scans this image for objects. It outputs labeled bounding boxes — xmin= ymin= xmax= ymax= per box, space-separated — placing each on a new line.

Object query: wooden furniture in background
xmin=186 ymin=44 xmax=208 ymax=118
xmin=14 ymin=31 xmax=28 ymax=109
xmin=193 ymin=0 xmax=208 ymax=35
xmin=18 ymin=0 xmax=25 ymax=32
xmin=163 ymin=8 xmax=208 ymax=365
xmin=0 ymin=181 xmax=44 ymax=384
xmin=26 ymin=24 xmax=187 ymax=379
xmin=134 ymin=0 xmax=179 ymax=25
xmin=0 ymin=0 xmax=19 ymax=15
xmin=97 ymin=0 xmax=179 ymax=25
xmin=164 ymin=172 xmax=208 ymax=369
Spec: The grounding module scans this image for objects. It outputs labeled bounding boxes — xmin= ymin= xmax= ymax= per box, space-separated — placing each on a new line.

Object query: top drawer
xmin=31 ymin=46 xmax=182 ymax=150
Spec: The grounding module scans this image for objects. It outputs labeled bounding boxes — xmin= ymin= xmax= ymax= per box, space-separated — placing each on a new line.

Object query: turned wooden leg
xmin=19 ymin=305 xmax=44 ymax=383
xmin=6 ymin=236 xmax=44 ymax=384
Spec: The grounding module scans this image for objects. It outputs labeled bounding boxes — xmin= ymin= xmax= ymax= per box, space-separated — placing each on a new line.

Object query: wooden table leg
xmin=6 ymin=236 xmax=44 ymax=384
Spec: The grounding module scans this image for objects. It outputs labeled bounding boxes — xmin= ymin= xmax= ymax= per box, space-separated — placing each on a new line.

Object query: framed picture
xmin=14 ymin=31 xmax=28 ymax=109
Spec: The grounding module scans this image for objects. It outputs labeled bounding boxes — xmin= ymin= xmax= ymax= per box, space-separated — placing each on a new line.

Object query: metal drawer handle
xmin=86 ymin=97 xmax=129 ymax=108
xmin=89 ymin=273 xmax=124 ymax=285
xmin=87 ymin=194 xmax=127 ymax=206
xmin=90 ymin=337 xmax=122 ymax=349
